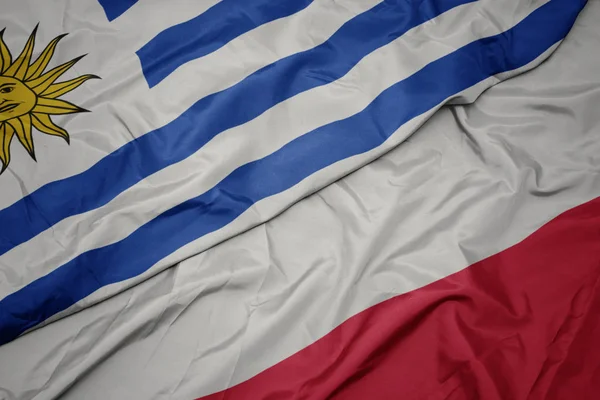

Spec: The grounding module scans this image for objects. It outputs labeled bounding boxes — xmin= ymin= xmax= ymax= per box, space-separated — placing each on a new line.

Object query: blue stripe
xmin=97 ymin=0 xmax=138 ymax=21
xmin=0 ymin=0 xmax=586 ymax=345
xmin=0 ymin=0 xmax=473 ymax=258
xmin=138 ymin=0 xmax=315 ymax=87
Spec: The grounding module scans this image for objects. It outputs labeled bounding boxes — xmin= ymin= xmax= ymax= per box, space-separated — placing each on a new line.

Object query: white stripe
xmin=0 ymin=0 xmax=547 ymax=300
xmin=0 ymin=5 xmax=597 ymax=395
xmin=0 ymin=0 xmax=378 ymax=209
xmin=110 ymin=0 xmax=223 ymax=48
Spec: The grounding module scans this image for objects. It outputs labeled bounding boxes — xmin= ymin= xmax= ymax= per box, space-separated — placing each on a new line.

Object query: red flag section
xmin=198 ymin=196 xmax=600 ymax=399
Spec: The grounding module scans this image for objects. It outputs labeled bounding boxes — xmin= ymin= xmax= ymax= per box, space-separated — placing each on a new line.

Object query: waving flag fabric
xmin=0 ymin=0 xmax=597 ymax=399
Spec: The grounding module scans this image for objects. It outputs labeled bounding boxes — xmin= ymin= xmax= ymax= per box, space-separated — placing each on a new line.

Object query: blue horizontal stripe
xmin=138 ymin=0 xmax=315 ymax=88
xmin=0 ymin=0 xmax=473 ymax=258
xmin=97 ymin=0 xmax=138 ymax=21
xmin=0 ymin=0 xmax=586 ymax=345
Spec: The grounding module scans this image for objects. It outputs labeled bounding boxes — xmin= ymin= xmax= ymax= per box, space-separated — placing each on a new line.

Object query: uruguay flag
xmin=0 ymin=0 xmax=596 ymax=399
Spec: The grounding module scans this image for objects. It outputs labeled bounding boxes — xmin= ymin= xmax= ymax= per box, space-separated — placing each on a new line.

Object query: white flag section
xmin=0 ymin=0 xmax=598 ymax=399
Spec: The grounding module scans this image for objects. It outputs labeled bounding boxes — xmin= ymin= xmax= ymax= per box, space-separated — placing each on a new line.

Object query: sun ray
xmin=0 ymin=123 xmax=15 ymax=172
xmin=34 ymin=97 xmax=88 ymax=115
xmin=0 ymin=29 xmax=12 ymax=74
xmin=28 ymin=55 xmax=86 ymax=95
xmin=31 ymin=113 xmax=69 ymax=143
xmin=7 ymin=114 xmax=35 ymax=160
xmin=4 ymin=25 xmax=37 ymax=80
xmin=25 ymin=33 xmax=68 ymax=80
xmin=41 ymin=74 xmax=99 ymax=99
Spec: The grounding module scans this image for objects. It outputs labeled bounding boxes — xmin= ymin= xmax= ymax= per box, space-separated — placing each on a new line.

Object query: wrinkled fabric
xmin=0 ymin=0 xmax=578 ymax=346
xmin=0 ymin=1 xmax=598 ymax=399
xmin=197 ymin=195 xmax=600 ymax=400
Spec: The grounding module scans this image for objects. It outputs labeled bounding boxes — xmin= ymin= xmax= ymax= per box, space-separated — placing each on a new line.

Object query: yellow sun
xmin=0 ymin=25 xmax=98 ymax=173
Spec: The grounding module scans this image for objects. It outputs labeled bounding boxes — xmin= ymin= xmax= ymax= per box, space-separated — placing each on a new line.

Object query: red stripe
xmin=198 ymin=197 xmax=600 ymax=400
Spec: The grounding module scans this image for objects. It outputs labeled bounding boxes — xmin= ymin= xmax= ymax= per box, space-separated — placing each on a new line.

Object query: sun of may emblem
xmin=0 ymin=25 xmax=98 ymax=173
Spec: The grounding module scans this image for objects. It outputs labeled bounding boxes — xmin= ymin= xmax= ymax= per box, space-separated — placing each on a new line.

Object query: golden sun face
xmin=0 ymin=25 xmax=98 ymax=173
xmin=0 ymin=76 xmax=37 ymax=121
